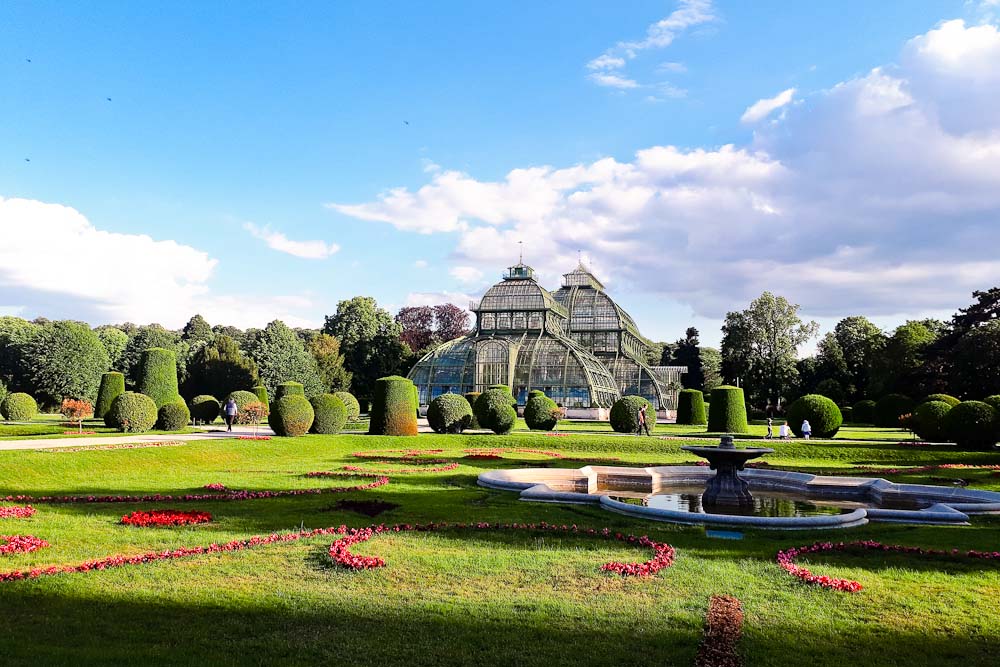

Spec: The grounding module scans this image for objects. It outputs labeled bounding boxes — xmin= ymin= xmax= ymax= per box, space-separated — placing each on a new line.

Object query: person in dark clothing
xmin=223 ymin=398 xmax=238 ymax=432
xmin=636 ymin=403 xmax=651 ymax=437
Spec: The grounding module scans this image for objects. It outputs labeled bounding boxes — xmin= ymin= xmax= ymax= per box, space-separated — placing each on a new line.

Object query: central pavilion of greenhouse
xmin=408 ymin=260 xmax=685 ymax=417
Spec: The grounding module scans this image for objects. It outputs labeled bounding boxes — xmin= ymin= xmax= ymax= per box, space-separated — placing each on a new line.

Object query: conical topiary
xmin=706 ymin=386 xmax=749 ymax=434
xmin=368 ymin=376 xmax=418 ymax=436
xmin=676 ymin=389 xmax=707 ymax=426
xmin=96 ymin=371 xmax=125 ymax=420
xmin=137 ymin=347 xmax=180 ymax=408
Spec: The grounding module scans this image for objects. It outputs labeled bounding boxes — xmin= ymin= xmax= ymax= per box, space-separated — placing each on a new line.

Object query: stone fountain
xmin=680 ymin=435 xmax=774 ymax=507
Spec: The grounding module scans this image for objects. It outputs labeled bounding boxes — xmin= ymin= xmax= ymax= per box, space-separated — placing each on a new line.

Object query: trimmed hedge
xmin=309 ymin=393 xmax=348 ymax=434
xmin=368 ymin=376 xmax=418 ymax=436
xmin=427 ymin=393 xmax=473 ymax=434
xmin=137 ymin=347 xmax=180 ymax=408
xmin=913 ymin=400 xmax=952 ymax=442
xmin=524 ymin=392 xmax=560 ymax=431
xmin=225 ymin=390 xmax=262 ymax=424
xmin=335 ymin=391 xmax=361 ymax=421
xmin=610 ymin=396 xmax=656 ymax=434
xmin=1 ymin=392 xmax=38 ymax=422
xmin=840 ymin=406 xmax=854 ymax=422
xmin=157 ymin=400 xmax=191 ymax=431
xmin=464 ymin=392 xmax=482 ymax=429
xmin=488 ymin=384 xmax=517 ymax=408
xmin=190 ymin=395 xmax=220 ymax=424
xmin=943 ymin=401 xmax=998 ymax=451
xmin=275 ymin=382 xmax=305 ymax=400
xmin=852 ymin=399 xmax=877 ymax=424
xmin=474 ymin=388 xmax=518 ymax=435
xmin=707 ymin=386 xmax=749 ymax=434
xmin=983 ymin=395 xmax=1000 ymax=411
xmin=676 ymin=389 xmax=707 ymax=426
xmin=253 ymin=385 xmax=270 ymax=410
xmin=874 ymin=394 xmax=915 ymax=428
xmin=269 ymin=395 xmax=315 ymax=437
xmin=787 ymin=394 xmax=843 ymax=438
xmin=107 ymin=392 xmax=157 ymax=432
xmin=922 ymin=393 xmax=960 ymax=408
xmin=95 ymin=372 xmax=125 ymax=420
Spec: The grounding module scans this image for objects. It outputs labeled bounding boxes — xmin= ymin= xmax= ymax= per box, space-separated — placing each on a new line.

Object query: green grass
xmin=0 ymin=432 xmax=998 ymax=666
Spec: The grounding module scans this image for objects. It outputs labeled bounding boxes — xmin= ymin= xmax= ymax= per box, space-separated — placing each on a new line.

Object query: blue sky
xmin=2 ymin=0 xmax=998 ymax=349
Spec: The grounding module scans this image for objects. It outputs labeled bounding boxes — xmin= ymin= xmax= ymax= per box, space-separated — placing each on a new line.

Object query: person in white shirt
xmin=801 ymin=420 xmax=812 ymax=439
xmin=779 ymin=422 xmax=790 ymax=439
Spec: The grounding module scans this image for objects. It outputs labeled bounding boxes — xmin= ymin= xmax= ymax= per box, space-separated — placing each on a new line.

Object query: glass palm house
xmin=408 ymin=260 xmax=685 ymax=411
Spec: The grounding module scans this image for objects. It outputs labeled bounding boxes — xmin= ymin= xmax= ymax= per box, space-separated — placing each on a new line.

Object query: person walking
xmin=765 ymin=417 xmax=773 ymax=440
xmin=636 ymin=403 xmax=651 ymax=437
xmin=223 ymin=397 xmax=238 ymax=432
xmin=801 ymin=419 xmax=812 ymax=439
xmin=779 ymin=421 xmax=790 ymax=440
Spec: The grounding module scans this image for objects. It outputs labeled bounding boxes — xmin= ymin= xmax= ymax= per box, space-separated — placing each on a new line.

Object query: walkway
xmin=0 ymin=425 xmax=276 ymax=451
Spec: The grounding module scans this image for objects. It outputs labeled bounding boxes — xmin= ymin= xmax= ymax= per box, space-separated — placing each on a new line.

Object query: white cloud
xmin=740 ymin=88 xmax=796 ymax=124
xmin=588 ymin=72 xmax=640 ymax=89
xmin=413 ymin=259 xmax=429 ymax=269
xmin=243 ymin=222 xmax=340 ymax=259
xmin=586 ymin=54 xmax=626 ymax=71
xmin=657 ymin=61 xmax=688 ymax=73
xmin=449 ymin=266 xmax=484 ymax=284
xmin=405 ymin=290 xmax=476 ymax=309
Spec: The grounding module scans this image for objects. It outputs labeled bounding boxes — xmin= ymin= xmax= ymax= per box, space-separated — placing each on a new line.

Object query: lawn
xmin=0 ymin=432 xmax=998 ymax=666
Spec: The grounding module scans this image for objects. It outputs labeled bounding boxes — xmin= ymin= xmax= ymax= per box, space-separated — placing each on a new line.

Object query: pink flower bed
xmin=0 ymin=535 xmax=49 ymax=556
xmin=339 ymin=461 xmax=460 ymax=474
xmin=43 ymin=441 xmax=188 ymax=453
xmin=202 ymin=483 xmax=227 ymax=492
xmin=238 ymin=436 xmax=271 ymax=441
xmin=121 ymin=510 xmax=212 ymax=527
xmin=0 ymin=506 xmax=36 ymax=519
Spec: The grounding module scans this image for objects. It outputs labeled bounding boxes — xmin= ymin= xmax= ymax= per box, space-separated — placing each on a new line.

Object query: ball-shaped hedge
xmin=913 ymin=400 xmax=952 ymax=442
xmin=157 ymin=400 xmax=190 ymax=431
xmin=368 ymin=376 xmax=418 ymax=436
xmin=488 ymin=384 xmax=517 ymax=408
xmin=464 ymin=392 xmax=482 ymax=429
xmin=275 ymin=382 xmax=305 ymax=400
xmin=473 ymin=388 xmax=518 ymax=435
xmin=852 ymin=399 xmax=876 ymax=424
xmin=427 ymin=393 xmax=473 ymax=433
xmin=1 ymin=392 xmax=38 ymax=422
xmin=335 ymin=391 xmax=361 ymax=421
xmin=676 ymin=389 xmax=707 ymax=426
xmin=922 ymin=393 xmax=960 ymax=408
xmin=268 ymin=395 xmax=315 ymax=437
xmin=943 ymin=401 xmax=998 ymax=450
xmin=95 ymin=372 xmax=125 ymax=420
xmin=137 ymin=347 xmax=180 ymax=408
xmin=309 ymin=393 xmax=348 ymax=434
xmin=225 ymin=390 xmax=263 ymax=424
xmin=787 ymin=394 xmax=843 ymax=438
xmin=189 ymin=395 xmax=220 ymax=423
xmin=874 ymin=394 xmax=915 ymax=428
xmin=707 ymin=386 xmax=749 ymax=434
xmin=610 ymin=396 xmax=657 ymax=434
xmin=107 ymin=392 xmax=158 ymax=432
xmin=983 ymin=395 xmax=1000 ymax=411
xmin=253 ymin=385 xmax=270 ymax=410
xmin=524 ymin=393 xmax=560 ymax=431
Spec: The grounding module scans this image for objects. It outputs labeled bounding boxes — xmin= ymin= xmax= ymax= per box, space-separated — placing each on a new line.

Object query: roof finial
xmin=518 ymin=240 xmax=523 ymax=264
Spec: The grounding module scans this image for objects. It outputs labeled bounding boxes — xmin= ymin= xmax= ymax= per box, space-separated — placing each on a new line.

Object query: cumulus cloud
xmin=449 ymin=266 xmax=485 ymax=284
xmin=740 ymin=88 xmax=796 ymax=124
xmin=588 ymin=73 xmax=640 ymax=89
xmin=243 ymin=222 xmax=340 ymax=259
xmin=413 ymin=259 xmax=429 ymax=269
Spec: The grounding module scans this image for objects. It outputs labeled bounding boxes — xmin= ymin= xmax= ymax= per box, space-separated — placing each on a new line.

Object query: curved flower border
xmin=0 ymin=505 xmax=36 ymax=519
xmin=340 ymin=461 xmax=460 ymax=474
xmin=43 ymin=441 xmax=188 ymax=454
xmin=0 ymin=535 xmax=49 ymax=556
xmin=121 ymin=510 xmax=213 ymax=527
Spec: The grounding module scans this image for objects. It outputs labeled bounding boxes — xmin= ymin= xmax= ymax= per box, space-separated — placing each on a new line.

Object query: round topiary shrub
xmin=852 ymin=399 xmax=876 ymax=424
xmin=95 ymin=372 xmax=125 ymax=420
xmin=922 ymin=393 xmax=960 ymax=408
xmin=427 ymin=393 xmax=473 ymax=433
xmin=982 ymin=395 xmax=1000 ymax=411
xmin=610 ymin=395 xmax=657 ymax=434
xmin=874 ymin=394 xmax=915 ymax=428
xmin=225 ymin=390 xmax=262 ymax=425
xmin=309 ymin=393 xmax=348 ymax=434
xmin=488 ymin=384 xmax=517 ymax=408
xmin=268 ymin=395 xmax=314 ymax=436
xmin=912 ymin=400 xmax=952 ymax=442
xmin=1 ymin=392 xmax=38 ymax=422
xmin=368 ymin=376 xmax=418 ymax=436
xmin=253 ymin=385 xmax=269 ymax=410
xmin=707 ymin=386 xmax=749 ymax=434
xmin=464 ymin=392 xmax=482 ymax=429
xmin=189 ymin=395 xmax=220 ymax=424
xmin=157 ymin=400 xmax=190 ymax=431
xmin=676 ymin=389 xmax=707 ymax=426
xmin=943 ymin=401 xmax=998 ymax=450
xmin=137 ymin=347 xmax=180 ymax=408
xmin=335 ymin=391 xmax=360 ymax=421
xmin=787 ymin=394 xmax=843 ymax=438
xmin=275 ymin=382 xmax=304 ymax=400
xmin=524 ymin=392 xmax=560 ymax=431
xmin=474 ymin=388 xmax=518 ymax=435
xmin=107 ymin=392 xmax=157 ymax=432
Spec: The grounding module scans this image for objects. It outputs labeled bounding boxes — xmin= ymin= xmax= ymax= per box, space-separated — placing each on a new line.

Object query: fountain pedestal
xmin=681 ymin=436 xmax=773 ymax=507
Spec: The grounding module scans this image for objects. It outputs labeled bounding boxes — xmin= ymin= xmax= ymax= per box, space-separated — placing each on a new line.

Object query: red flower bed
xmin=238 ymin=436 xmax=271 ymax=441
xmin=350 ymin=448 xmax=445 ymax=459
xmin=43 ymin=441 xmax=188 ymax=454
xmin=202 ymin=483 xmax=227 ymax=492
xmin=121 ymin=509 xmax=212 ymax=527
xmin=62 ymin=431 xmax=98 ymax=435
xmin=695 ymin=594 xmax=745 ymax=667
xmin=0 ymin=535 xmax=49 ymax=556
xmin=463 ymin=453 xmax=503 ymax=460
xmin=0 ymin=505 xmax=36 ymax=519
xmin=339 ymin=461 xmax=460 ymax=474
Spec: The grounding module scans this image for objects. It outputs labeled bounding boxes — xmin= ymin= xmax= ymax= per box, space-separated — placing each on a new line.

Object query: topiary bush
xmin=427 ymin=393 xmax=473 ymax=434
xmin=253 ymin=385 xmax=270 ymax=410
xmin=524 ymin=392 xmax=560 ymax=431
xmin=474 ymin=388 xmax=518 ymax=435
xmin=787 ymin=394 xmax=843 ymax=438
xmin=157 ymin=400 xmax=191 ymax=431
xmin=0 ymin=380 xmax=6 ymax=408
xmin=368 ymin=376 xmax=418 ymax=436
xmin=309 ymin=393 xmax=348 ymax=434
xmin=852 ymin=399 xmax=876 ymax=424
xmin=275 ymin=381 xmax=305 ymax=400
xmin=488 ymin=384 xmax=517 ymax=408
xmin=676 ymin=389 xmax=707 ymax=426
xmin=95 ymin=372 xmax=125 ymax=420
xmin=335 ymin=391 xmax=360 ymax=421
xmin=707 ymin=386 xmax=749 ymax=434
xmin=1 ymin=392 xmax=38 ymax=422
xmin=840 ymin=406 xmax=853 ymax=422
xmin=225 ymin=390 xmax=262 ymax=424
xmin=107 ymin=392 xmax=157 ymax=432
xmin=983 ymin=395 xmax=1000 ymax=411
xmin=874 ymin=394 xmax=915 ymax=428
xmin=610 ymin=395 xmax=657 ymax=434
xmin=943 ymin=401 xmax=998 ymax=450
xmin=922 ymin=393 xmax=960 ymax=408
xmin=913 ymin=400 xmax=952 ymax=442
xmin=189 ymin=395 xmax=220 ymax=424
xmin=464 ymin=392 xmax=482 ymax=429
xmin=137 ymin=347 xmax=181 ymax=408
xmin=269 ymin=395 xmax=315 ymax=437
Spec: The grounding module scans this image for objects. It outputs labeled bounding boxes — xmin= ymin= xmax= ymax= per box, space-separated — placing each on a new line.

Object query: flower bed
xmin=0 ymin=506 xmax=36 ymax=519
xmin=43 ymin=441 xmax=188 ymax=454
xmin=695 ymin=594 xmax=744 ymax=667
xmin=238 ymin=436 xmax=271 ymax=441
xmin=202 ymin=483 xmax=227 ymax=492
xmin=121 ymin=509 xmax=212 ymax=527
xmin=62 ymin=431 xmax=98 ymax=436
xmin=0 ymin=535 xmax=49 ymax=556
xmin=340 ymin=461 xmax=460 ymax=474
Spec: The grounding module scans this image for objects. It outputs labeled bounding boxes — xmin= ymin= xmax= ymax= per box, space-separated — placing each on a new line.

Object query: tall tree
xmin=0 ymin=316 xmax=40 ymax=392
xmin=700 ymin=347 xmax=723 ymax=392
xmin=307 ymin=334 xmax=353 ymax=392
xmin=433 ymin=304 xmax=470 ymax=342
xmin=396 ymin=306 xmax=436 ymax=352
xmin=832 ymin=316 xmax=885 ymax=401
xmin=951 ymin=320 xmax=1000 ymax=398
xmin=181 ymin=315 xmax=214 ymax=344
xmin=324 ymin=297 xmax=408 ymax=399
xmin=869 ymin=320 xmax=941 ymax=397
xmin=243 ymin=320 xmax=324 ymax=398
xmin=119 ymin=324 xmax=181 ymax=386
xmin=95 ymin=326 xmax=129 ymax=369
xmin=672 ymin=327 xmax=705 ymax=390
xmin=23 ymin=320 xmax=110 ymax=407
xmin=183 ymin=335 xmax=259 ymax=399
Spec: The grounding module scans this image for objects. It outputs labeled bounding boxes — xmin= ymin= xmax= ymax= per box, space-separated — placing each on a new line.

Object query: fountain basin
xmin=680 ymin=441 xmax=774 ymax=507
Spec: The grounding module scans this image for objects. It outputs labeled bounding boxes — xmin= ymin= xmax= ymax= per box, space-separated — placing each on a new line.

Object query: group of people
xmin=765 ymin=417 xmax=811 ymax=440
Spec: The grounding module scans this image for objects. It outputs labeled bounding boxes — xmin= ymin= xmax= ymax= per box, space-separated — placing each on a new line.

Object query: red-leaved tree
xmin=61 ymin=398 xmax=94 ymax=433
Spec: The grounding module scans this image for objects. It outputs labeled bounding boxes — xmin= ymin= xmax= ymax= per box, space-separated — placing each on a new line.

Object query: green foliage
xmin=95 ymin=372 xmax=125 ymax=419
xmin=984 ymin=395 xmax=1000 ymax=411
xmin=268 ymin=395 xmax=315 ymax=437
xmin=676 ymin=389 xmax=707 ymax=425
xmin=157 ymin=400 xmax=191 ymax=431
xmin=189 ymin=395 xmax=220 ymax=423
xmin=671 ymin=328 xmax=705 ymax=390
xmin=22 ymin=320 xmax=110 ymax=408
xmin=334 ymin=391 xmax=360 ymax=421
xmin=427 ymin=393 xmax=473 ymax=433
xmin=181 ymin=315 xmax=214 ymax=344
xmin=524 ymin=393 xmax=560 ymax=431
xmin=1 ymin=392 xmax=37 ymax=421
xmin=951 ymin=320 xmax=1000 ymax=398
xmin=840 ymin=405 xmax=853 ymax=422
xmin=0 ymin=379 xmax=6 ymax=406
xmin=699 ymin=347 xmax=723 ymax=393
xmin=137 ymin=348 xmax=180 ymax=408
xmin=852 ymin=399 xmax=876 ymax=424
xmin=183 ymin=335 xmax=259 ymax=400
xmin=309 ymin=394 xmax=348 ymax=434
xmin=787 ymin=394 xmax=843 ymax=438
xmin=943 ymin=401 xmax=998 ymax=450
xmin=921 ymin=393 xmax=960 ymax=407
xmin=706 ymin=386 xmax=750 ymax=434
xmin=464 ymin=392 xmax=481 ymax=429
xmin=323 ymin=297 xmax=407 ymax=400
xmin=368 ymin=376 xmax=418 ymax=436
xmin=244 ymin=320 xmax=324 ymax=399
xmin=276 ymin=381 xmax=305 ymax=399
xmin=225 ymin=390 xmax=262 ymax=425
xmin=832 ymin=316 xmax=885 ymax=402
xmin=869 ymin=321 xmax=939 ymax=397
xmin=306 ymin=333 xmax=353 ymax=393
xmin=106 ymin=392 xmax=157 ymax=432
xmin=473 ymin=388 xmax=518 ymax=435
xmin=0 ymin=316 xmax=40 ymax=392
xmin=95 ymin=326 xmax=129 ymax=369
xmin=814 ymin=378 xmax=845 ymax=405
xmin=913 ymin=400 xmax=952 ymax=442
xmin=874 ymin=393 xmax=915 ymax=428
xmin=253 ymin=385 xmax=269 ymax=410
xmin=609 ymin=395 xmax=656 ymax=434
xmin=119 ymin=324 xmax=181 ymax=385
